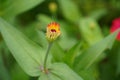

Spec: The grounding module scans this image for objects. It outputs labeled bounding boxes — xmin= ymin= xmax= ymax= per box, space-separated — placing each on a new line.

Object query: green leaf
xmin=19 ymin=22 xmax=47 ymax=49
xmin=2 ymin=0 xmax=44 ymax=18
xmin=75 ymin=29 xmax=120 ymax=71
xmin=58 ymin=0 xmax=81 ymax=23
xmin=51 ymin=63 xmax=83 ymax=80
xmin=51 ymin=42 xmax=65 ymax=62
xmin=37 ymin=30 xmax=48 ymax=49
xmin=0 ymin=17 xmax=46 ymax=76
xmin=64 ymin=41 xmax=83 ymax=66
xmin=104 ymin=41 xmax=120 ymax=76
xmin=39 ymin=63 xmax=83 ymax=80
xmin=79 ymin=17 xmax=103 ymax=45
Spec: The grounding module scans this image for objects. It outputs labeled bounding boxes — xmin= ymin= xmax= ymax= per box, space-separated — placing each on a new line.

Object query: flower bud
xmin=46 ymin=22 xmax=61 ymax=42
xmin=49 ymin=2 xmax=57 ymax=13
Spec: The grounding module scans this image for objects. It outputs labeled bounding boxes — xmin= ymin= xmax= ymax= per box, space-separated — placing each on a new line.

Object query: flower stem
xmin=43 ymin=42 xmax=53 ymax=71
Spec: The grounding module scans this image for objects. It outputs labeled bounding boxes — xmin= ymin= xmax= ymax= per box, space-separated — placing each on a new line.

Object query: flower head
xmin=46 ymin=22 xmax=61 ymax=42
xmin=110 ymin=17 xmax=120 ymax=40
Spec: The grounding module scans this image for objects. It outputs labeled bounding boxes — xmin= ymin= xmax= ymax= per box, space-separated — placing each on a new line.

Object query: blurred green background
xmin=0 ymin=0 xmax=120 ymax=80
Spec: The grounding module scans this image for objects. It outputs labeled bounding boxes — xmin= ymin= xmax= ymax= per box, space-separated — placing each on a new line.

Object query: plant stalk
xmin=43 ymin=42 xmax=53 ymax=71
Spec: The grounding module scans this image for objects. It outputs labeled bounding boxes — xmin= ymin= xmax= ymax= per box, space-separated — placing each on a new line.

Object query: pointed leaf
xmin=0 ymin=18 xmax=46 ymax=76
xmin=64 ymin=41 xmax=82 ymax=66
xmin=75 ymin=29 xmax=120 ymax=70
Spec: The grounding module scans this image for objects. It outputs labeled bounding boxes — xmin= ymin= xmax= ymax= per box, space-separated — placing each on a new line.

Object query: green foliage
xmin=64 ymin=41 xmax=83 ymax=67
xmin=0 ymin=0 xmax=44 ymax=18
xmin=0 ymin=18 xmax=83 ymax=80
xmin=75 ymin=29 xmax=119 ymax=71
xmin=58 ymin=0 xmax=81 ymax=23
xmin=0 ymin=0 xmax=120 ymax=80
xmin=51 ymin=42 xmax=65 ymax=62
xmin=79 ymin=17 xmax=103 ymax=45
xmin=0 ymin=18 xmax=44 ymax=76
xmin=39 ymin=63 xmax=83 ymax=80
xmin=0 ymin=17 xmax=119 ymax=80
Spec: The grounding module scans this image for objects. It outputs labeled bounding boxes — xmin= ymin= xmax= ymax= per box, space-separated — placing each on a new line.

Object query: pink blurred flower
xmin=110 ymin=17 xmax=120 ymax=40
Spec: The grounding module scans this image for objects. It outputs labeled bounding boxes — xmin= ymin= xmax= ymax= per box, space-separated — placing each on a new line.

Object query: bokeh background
xmin=0 ymin=0 xmax=120 ymax=80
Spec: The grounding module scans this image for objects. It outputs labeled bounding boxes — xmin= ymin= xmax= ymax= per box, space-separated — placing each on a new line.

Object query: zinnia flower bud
xmin=49 ymin=2 xmax=57 ymax=13
xmin=110 ymin=17 xmax=120 ymax=40
xmin=46 ymin=22 xmax=61 ymax=42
